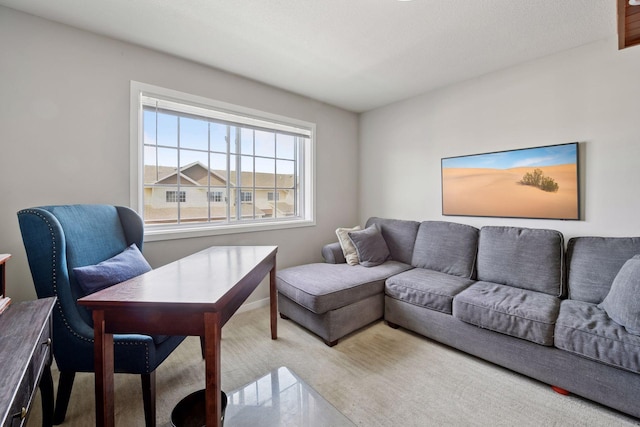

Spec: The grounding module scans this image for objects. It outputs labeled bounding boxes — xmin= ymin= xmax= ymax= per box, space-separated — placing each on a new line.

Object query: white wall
xmin=360 ymin=38 xmax=640 ymax=240
xmin=0 ymin=7 xmax=359 ymax=302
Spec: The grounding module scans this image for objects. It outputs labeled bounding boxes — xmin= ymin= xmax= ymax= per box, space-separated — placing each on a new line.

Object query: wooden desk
xmin=0 ymin=297 xmax=55 ymax=427
xmin=78 ymin=246 xmax=278 ymax=427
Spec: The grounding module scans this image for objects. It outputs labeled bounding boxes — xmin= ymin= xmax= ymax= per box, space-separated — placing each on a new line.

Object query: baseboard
xmin=237 ymin=297 xmax=270 ymax=314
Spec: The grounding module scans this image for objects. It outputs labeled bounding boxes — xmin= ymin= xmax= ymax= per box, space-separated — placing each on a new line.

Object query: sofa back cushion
xmin=566 ymin=236 xmax=640 ymax=303
xmin=365 ymin=217 xmax=420 ymax=265
xmin=477 ymin=226 xmax=564 ymax=296
xmin=411 ymin=221 xmax=479 ymax=278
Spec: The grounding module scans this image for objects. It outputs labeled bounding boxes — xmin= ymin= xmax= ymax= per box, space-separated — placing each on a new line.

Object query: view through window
xmin=134 ymin=84 xmax=314 ymax=235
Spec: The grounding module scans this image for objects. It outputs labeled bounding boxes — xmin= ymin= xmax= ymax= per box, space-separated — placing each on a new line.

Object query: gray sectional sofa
xmin=276 ymin=217 xmax=640 ymax=419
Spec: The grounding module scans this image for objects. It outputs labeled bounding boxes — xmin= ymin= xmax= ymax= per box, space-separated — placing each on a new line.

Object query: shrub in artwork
xmin=520 ymin=169 xmax=559 ymax=193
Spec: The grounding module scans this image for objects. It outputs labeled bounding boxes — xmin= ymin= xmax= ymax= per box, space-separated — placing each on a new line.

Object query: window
xmin=240 ymin=191 xmax=253 ymax=203
xmin=166 ymin=191 xmax=186 ymax=203
xmin=208 ymin=191 xmax=223 ymax=203
xmin=131 ymin=81 xmax=315 ymax=240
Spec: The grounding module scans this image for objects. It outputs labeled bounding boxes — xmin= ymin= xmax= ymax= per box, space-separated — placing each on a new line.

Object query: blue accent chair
xmin=17 ymin=205 xmax=185 ymax=426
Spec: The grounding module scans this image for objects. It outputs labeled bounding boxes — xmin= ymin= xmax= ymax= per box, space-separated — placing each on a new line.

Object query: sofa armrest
xmin=322 ymin=242 xmax=346 ymax=264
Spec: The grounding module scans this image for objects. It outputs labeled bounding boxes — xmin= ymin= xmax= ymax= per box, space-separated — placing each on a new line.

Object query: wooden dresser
xmin=0 ymin=297 xmax=55 ymax=427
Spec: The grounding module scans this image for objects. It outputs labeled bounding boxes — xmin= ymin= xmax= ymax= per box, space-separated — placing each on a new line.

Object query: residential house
xmin=143 ymin=162 xmax=295 ymax=224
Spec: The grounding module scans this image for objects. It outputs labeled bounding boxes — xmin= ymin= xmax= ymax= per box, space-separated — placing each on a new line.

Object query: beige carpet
xmin=28 ymin=306 xmax=640 ymax=426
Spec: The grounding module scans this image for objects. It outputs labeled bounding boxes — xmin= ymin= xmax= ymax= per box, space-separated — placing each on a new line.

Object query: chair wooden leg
xmin=141 ymin=371 xmax=156 ymax=427
xmin=53 ymin=371 xmax=75 ymax=425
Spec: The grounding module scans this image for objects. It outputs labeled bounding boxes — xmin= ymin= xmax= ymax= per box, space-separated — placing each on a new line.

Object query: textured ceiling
xmin=0 ymin=0 xmax=617 ymax=112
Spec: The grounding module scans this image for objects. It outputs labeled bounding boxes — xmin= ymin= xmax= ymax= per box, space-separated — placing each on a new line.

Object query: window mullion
xmin=154 ymin=101 xmax=159 ymax=182
xmin=226 ymin=126 xmax=232 ymax=223
xmin=295 ymin=137 xmax=300 ymax=217
xmin=235 ymin=128 xmax=242 ymax=221
xmin=176 ymin=115 xmax=181 ymax=224
xmin=207 ymin=122 xmax=211 ymax=222
xmin=253 ymin=130 xmax=256 ymax=220
xmin=273 ymin=133 xmax=278 ymax=218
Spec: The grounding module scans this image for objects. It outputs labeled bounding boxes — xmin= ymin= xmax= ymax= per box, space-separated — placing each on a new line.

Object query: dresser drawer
xmin=6 ymin=376 xmax=30 ymax=427
xmin=30 ymin=315 xmax=52 ymax=387
xmin=0 ymin=298 xmax=55 ymax=427
xmin=4 ymin=315 xmax=51 ymax=427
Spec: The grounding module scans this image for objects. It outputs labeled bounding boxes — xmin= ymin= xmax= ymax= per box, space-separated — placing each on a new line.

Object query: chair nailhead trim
xmin=19 ymin=209 xmax=151 ymax=371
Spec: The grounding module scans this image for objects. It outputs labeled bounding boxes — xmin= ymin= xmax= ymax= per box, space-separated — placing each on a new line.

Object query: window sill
xmin=143 ymin=218 xmax=315 ymax=242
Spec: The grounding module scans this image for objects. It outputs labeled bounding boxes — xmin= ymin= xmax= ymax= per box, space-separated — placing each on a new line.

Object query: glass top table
xmin=225 ymin=367 xmax=355 ymax=426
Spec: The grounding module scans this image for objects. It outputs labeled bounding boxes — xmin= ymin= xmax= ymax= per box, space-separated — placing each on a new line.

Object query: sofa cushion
xmin=348 ymin=224 xmax=390 ymax=267
xmin=598 ymin=255 xmax=640 ymax=335
xmin=452 ymin=281 xmax=560 ymax=346
xmin=411 ymin=221 xmax=479 ymax=278
xmin=335 ymin=225 xmax=361 ymax=265
xmin=566 ymin=236 xmax=640 ymax=303
xmin=555 ymin=299 xmax=640 ymax=374
xmin=476 ymin=226 xmax=564 ymax=296
xmin=276 ymin=261 xmax=412 ymax=314
xmin=365 ymin=217 xmax=420 ymax=265
xmin=386 ymin=268 xmax=474 ymax=314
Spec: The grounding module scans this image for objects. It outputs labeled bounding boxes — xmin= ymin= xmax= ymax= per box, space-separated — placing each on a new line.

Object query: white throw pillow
xmin=336 ymin=225 xmax=361 ymax=265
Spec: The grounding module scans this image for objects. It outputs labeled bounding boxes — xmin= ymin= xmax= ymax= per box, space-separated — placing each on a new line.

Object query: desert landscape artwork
xmin=442 ymin=143 xmax=579 ymax=220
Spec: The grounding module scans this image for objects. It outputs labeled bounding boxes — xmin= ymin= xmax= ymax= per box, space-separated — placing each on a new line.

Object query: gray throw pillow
xmin=348 ymin=224 xmax=390 ymax=267
xmin=598 ymin=254 xmax=640 ymax=335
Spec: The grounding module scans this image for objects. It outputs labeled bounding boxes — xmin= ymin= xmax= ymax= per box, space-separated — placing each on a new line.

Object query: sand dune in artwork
xmin=442 ymin=164 xmax=578 ymax=219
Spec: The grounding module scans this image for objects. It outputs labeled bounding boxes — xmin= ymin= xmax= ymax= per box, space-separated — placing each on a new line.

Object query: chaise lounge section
xmin=276 ymin=217 xmax=640 ymax=419
xmin=277 ymin=218 xmax=418 ymax=346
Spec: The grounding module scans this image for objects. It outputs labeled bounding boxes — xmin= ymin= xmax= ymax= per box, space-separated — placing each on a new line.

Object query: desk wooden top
xmin=78 ymin=245 xmax=277 ymax=312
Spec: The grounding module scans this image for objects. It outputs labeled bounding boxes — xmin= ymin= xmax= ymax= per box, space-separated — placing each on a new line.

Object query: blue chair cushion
xmin=73 ymin=244 xmax=151 ymax=295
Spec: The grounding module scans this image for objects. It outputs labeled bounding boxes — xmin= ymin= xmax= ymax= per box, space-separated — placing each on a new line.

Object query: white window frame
xmin=130 ymin=81 xmax=316 ymax=242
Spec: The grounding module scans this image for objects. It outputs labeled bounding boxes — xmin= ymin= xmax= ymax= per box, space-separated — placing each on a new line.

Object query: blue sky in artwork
xmin=442 ymin=144 xmax=577 ymax=170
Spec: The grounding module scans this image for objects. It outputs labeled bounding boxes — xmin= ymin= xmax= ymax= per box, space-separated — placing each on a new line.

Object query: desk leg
xmin=93 ymin=310 xmax=115 ymax=427
xmin=270 ymin=263 xmax=278 ymax=340
xmin=204 ymin=312 xmax=222 ymax=427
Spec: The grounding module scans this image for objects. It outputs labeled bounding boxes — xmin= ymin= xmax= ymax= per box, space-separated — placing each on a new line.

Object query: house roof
xmin=144 ymin=162 xmax=294 ymax=188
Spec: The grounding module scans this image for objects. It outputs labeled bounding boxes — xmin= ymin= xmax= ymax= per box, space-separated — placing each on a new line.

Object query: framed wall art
xmin=441 ymin=142 xmax=580 ymax=220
